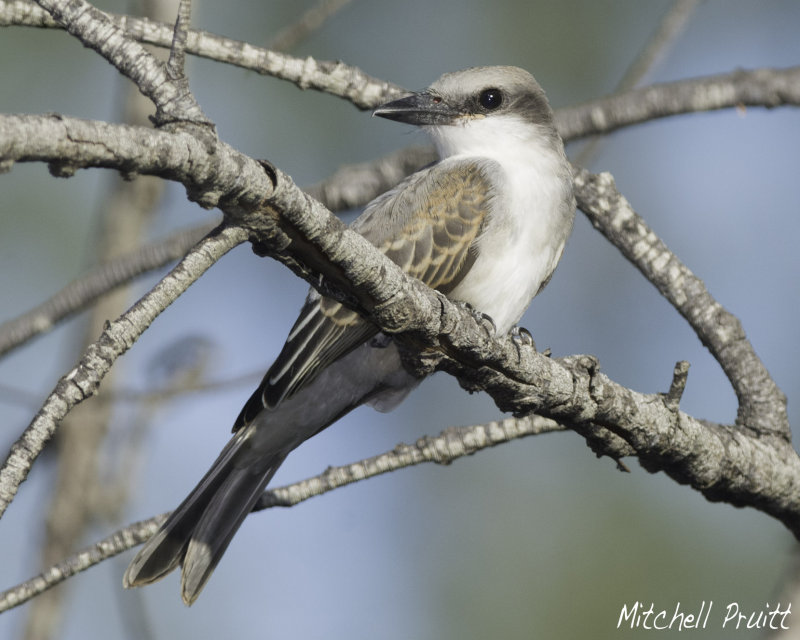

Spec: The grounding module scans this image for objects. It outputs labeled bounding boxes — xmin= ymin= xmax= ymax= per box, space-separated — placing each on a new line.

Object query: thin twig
xmin=663 ymin=361 xmax=690 ymax=412
xmin=165 ymin=0 xmax=191 ymax=83
xmin=268 ymin=0 xmax=355 ymax=52
xmin=0 ymin=224 xmax=215 ymax=357
xmin=2 ymin=0 xmax=405 ymax=109
xmin=576 ymin=0 xmax=700 ymax=165
xmin=22 ymin=33 xmax=177 ymax=634
xmin=555 ymin=66 xmax=800 ymax=140
xmin=618 ymin=0 xmax=700 ymax=90
xmin=6 ymin=2 xmax=800 ymax=128
xmin=0 ymin=414 xmax=563 ymax=613
xmin=256 ymin=414 xmax=564 ymax=509
xmin=33 ymin=0 xmax=210 ymax=126
xmin=0 ymin=515 xmax=165 ymax=613
xmin=0 ymin=225 xmax=247 ymax=520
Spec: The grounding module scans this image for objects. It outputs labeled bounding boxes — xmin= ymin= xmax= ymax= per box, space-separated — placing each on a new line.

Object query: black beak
xmin=373 ymin=91 xmax=460 ymax=126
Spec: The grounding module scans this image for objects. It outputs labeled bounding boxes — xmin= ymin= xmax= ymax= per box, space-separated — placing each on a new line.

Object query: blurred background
xmin=1 ymin=0 xmax=799 ymax=638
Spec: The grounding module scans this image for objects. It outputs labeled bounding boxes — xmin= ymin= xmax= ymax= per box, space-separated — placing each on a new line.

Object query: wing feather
xmin=233 ymin=158 xmax=497 ymax=429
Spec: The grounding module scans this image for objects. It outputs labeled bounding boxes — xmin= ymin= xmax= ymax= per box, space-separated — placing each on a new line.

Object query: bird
xmin=123 ymin=65 xmax=576 ymax=605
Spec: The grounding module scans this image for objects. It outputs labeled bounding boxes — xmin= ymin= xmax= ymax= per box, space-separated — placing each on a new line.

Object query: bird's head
xmin=373 ymin=66 xmax=558 ymax=158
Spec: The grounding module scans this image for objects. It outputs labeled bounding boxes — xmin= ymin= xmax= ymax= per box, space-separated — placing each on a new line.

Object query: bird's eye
xmin=478 ymin=88 xmax=503 ymax=110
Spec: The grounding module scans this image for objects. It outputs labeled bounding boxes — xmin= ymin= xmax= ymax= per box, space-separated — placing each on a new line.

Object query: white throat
xmin=426 ymin=113 xmax=554 ymax=162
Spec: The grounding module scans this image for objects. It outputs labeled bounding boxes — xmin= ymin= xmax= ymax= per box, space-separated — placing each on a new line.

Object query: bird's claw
xmin=510 ymin=325 xmax=534 ymax=347
xmin=456 ymin=301 xmax=496 ymax=336
xmin=509 ymin=325 xmax=536 ymax=361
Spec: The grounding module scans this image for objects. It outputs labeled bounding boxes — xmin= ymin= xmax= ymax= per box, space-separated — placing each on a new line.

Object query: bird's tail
xmin=123 ymin=427 xmax=285 ymax=605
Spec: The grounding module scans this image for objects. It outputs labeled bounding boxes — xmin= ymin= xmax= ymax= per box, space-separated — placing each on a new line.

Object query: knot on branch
xmin=48 ymin=161 xmax=78 ymax=178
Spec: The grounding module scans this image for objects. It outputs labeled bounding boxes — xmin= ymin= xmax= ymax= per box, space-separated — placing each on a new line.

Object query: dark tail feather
xmin=178 ymin=460 xmax=281 ymax=604
xmin=123 ymin=428 xmax=285 ymax=605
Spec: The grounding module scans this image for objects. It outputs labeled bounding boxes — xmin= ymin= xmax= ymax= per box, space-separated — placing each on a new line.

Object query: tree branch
xmin=1 ymin=101 xmax=797 ymax=537
xmin=304 ymin=145 xmax=438 ymax=212
xmin=268 ymin=0 xmax=355 ymax=52
xmin=0 ymin=514 xmax=164 ymax=613
xmin=33 ymin=0 xmax=210 ymax=127
xmin=0 ymin=223 xmax=215 ymax=357
xmin=615 ymin=0 xmax=700 ymax=91
xmin=0 ymin=0 xmax=404 ymax=110
xmin=0 ymin=142 xmax=426 ymax=360
xmin=555 ymin=66 xmax=800 ymax=140
xmin=4 ymin=2 xmax=799 ymax=139
xmin=0 ymin=225 xmax=247 ymax=519
xmin=573 ymin=0 xmax=700 ymax=166
xmin=294 ymin=147 xmax=793 ymax=444
xmin=0 ymin=113 xmax=269 ymax=211
xmin=0 ymin=142 xmax=431 ymax=360
xmin=0 ymin=414 xmax=564 ymax=612
xmin=22 ymin=24 xmax=180 ymax=634
xmin=165 ymin=0 xmax=191 ymax=84
xmin=432 ymin=346 xmax=800 ymax=536
xmin=574 ymin=168 xmax=789 ymax=439
xmin=0 ymin=13 xmax=797 ymax=605
xmin=255 ymin=414 xmax=565 ymax=510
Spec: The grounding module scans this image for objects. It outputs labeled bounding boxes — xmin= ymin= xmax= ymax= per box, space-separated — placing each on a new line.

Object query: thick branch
xmin=432 ymin=350 xmax=800 ymax=537
xmin=257 ymin=161 xmax=800 ymax=537
xmin=0 ymin=114 xmax=268 ymax=211
xmin=219 ymin=161 xmax=800 ymax=538
xmin=0 ymin=142 xmax=430 ymax=358
xmin=574 ymin=169 xmax=789 ymax=438
xmin=0 ymin=144 xmax=432 ymax=359
xmin=1 ymin=110 xmax=797 ymax=538
xmin=289 ymin=148 xmax=792 ymax=444
xmin=250 ymin=173 xmax=800 ymax=536
xmin=290 ymin=148 xmax=793 ymax=445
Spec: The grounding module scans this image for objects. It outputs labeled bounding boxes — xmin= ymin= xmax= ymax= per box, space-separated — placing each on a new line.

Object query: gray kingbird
xmin=123 ymin=65 xmax=576 ymax=605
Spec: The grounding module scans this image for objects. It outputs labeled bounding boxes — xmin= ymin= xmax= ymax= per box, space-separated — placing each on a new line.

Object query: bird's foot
xmin=369 ymin=332 xmax=393 ymax=349
xmin=508 ymin=325 xmax=548 ymax=362
xmin=456 ymin=301 xmax=496 ymax=337
xmin=510 ymin=325 xmax=534 ymax=349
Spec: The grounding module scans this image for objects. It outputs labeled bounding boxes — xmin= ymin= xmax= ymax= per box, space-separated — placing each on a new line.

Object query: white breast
xmin=427 ymin=114 xmax=574 ymax=334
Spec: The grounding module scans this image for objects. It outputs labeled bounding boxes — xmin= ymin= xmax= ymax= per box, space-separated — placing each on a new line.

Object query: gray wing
xmin=233 ymin=158 xmax=496 ymax=429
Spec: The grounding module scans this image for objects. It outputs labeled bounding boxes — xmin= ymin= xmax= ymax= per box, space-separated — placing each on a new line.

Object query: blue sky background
xmin=1 ymin=1 xmax=799 ymax=638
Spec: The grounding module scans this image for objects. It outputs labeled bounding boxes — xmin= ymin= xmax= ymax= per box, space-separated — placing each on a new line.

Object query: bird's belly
xmin=448 ymin=231 xmax=563 ymax=335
